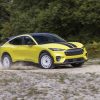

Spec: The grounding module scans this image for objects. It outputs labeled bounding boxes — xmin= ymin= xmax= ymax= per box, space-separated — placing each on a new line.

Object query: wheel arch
xmin=39 ymin=50 xmax=54 ymax=62
xmin=1 ymin=52 xmax=13 ymax=69
xmin=1 ymin=52 xmax=12 ymax=60
xmin=38 ymin=50 xmax=55 ymax=69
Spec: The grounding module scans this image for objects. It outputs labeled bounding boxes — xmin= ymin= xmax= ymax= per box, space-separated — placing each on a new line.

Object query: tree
xmin=0 ymin=0 xmax=100 ymax=43
xmin=0 ymin=0 xmax=10 ymax=41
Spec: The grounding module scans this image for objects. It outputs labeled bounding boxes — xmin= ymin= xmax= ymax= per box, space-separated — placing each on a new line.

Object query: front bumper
xmin=52 ymin=48 xmax=88 ymax=64
xmin=63 ymin=57 xmax=86 ymax=64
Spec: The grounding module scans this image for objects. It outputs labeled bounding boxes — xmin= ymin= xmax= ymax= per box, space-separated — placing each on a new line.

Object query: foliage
xmin=86 ymin=42 xmax=100 ymax=58
xmin=0 ymin=0 xmax=100 ymax=43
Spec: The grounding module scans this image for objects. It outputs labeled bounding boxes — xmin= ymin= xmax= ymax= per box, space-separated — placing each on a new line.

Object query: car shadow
xmin=13 ymin=61 xmax=82 ymax=70
xmin=55 ymin=65 xmax=82 ymax=69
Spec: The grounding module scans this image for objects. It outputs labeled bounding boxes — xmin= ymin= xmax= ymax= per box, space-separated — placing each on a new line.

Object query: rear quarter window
xmin=9 ymin=37 xmax=23 ymax=45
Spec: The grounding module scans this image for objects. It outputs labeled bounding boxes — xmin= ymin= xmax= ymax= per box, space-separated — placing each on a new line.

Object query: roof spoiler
xmin=0 ymin=35 xmax=16 ymax=43
xmin=4 ymin=36 xmax=15 ymax=42
xmin=0 ymin=34 xmax=2 ymax=37
xmin=5 ymin=37 xmax=10 ymax=41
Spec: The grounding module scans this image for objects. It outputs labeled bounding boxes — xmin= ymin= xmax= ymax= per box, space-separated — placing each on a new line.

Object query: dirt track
xmin=0 ymin=59 xmax=100 ymax=100
xmin=0 ymin=59 xmax=100 ymax=74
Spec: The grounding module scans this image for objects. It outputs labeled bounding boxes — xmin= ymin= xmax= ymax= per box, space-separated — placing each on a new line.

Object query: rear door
xmin=9 ymin=36 xmax=37 ymax=62
xmin=9 ymin=36 xmax=25 ymax=61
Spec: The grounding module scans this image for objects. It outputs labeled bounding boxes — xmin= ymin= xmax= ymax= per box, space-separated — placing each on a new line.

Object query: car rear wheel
xmin=39 ymin=53 xmax=55 ymax=69
xmin=71 ymin=63 xmax=83 ymax=67
xmin=1 ymin=54 xmax=12 ymax=69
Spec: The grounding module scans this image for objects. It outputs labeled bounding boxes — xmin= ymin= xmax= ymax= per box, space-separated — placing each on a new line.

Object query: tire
xmin=71 ymin=63 xmax=83 ymax=67
xmin=39 ymin=53 xmax=55 ymax=69
xmin=1 ymin=54 xmax=12 ymax=69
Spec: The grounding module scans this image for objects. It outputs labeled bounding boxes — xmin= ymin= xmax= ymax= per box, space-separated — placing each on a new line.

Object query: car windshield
xmin=32 ymin=34 xmax=66 ymax=44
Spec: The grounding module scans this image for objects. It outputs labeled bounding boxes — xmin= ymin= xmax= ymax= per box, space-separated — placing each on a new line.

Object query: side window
xmin=9 ymin=37 xmax=23 ymax=45
xmin=23 ymin=36 xmax=35 ymax=45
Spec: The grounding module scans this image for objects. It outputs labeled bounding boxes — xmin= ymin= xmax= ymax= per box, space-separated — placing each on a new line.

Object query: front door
xmin=22 ymin=36 xmax=36 ymax=61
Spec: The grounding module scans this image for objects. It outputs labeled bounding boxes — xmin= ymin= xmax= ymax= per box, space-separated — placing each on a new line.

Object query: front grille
xmin=65 ymin=48 xmax=83 ymax=56
xmin=64 ymin=58 xmax=85 ymax=64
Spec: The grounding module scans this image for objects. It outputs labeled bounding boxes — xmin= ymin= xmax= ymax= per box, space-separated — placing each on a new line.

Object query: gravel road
xmin=0 ymin=59 xmax=100 ymax=73
xmin=0 ymin=59 xmax=100 ymax=100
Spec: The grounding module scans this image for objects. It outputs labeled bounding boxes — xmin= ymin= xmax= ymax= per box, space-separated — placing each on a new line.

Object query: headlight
xmin=49 ymin=48 xmax=65 ymax=51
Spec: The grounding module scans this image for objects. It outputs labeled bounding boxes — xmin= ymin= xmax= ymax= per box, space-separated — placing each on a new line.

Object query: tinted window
xmin=9 ymin=37 xmax=23 ymax=45
xmin=33 ymin=36 xmax=49 ymax=44
xmin=23 ymin=36 xmax=35 ymax=45
xmin=32 ymin=34 xmax=66 ymax=44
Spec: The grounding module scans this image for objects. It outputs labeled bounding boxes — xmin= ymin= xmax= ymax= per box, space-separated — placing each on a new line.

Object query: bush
xmin=0 ymin=0 xmax=100 ymax=43
xmin=86 ymin=42 xmax=100 ymax=58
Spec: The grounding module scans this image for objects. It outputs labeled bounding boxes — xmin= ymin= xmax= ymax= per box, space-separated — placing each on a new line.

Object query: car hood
xmin=40 ymin=42 xmax=83 ymax=50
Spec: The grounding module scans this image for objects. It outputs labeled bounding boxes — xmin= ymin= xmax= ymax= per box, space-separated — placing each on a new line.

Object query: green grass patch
xmin=86 ymin=42 xmax=100 ymax=58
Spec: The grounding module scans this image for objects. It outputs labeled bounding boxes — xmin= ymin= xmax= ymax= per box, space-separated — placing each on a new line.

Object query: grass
xmin=86 ymin=42 xmax=100 ymax=58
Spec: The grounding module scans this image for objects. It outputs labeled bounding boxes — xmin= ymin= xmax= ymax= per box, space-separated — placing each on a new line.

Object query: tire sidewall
xmin=39 ymin=53 xmax=54 ymax=69
xmin=1 ymin=54 xmax=12 ymax=69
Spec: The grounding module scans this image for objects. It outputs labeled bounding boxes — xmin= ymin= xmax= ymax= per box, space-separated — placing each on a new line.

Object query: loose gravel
xmin=0 ymin=59 xmax=100 ymax=100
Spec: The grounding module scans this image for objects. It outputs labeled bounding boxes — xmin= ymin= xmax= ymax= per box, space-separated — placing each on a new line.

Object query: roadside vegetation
xmin=0 ymin=0 xmax=100 ymax=59
xmin=86 ymin=42 xmax=100 ymax=58
xmin=0 ymin=0 xmax=100 ymax=43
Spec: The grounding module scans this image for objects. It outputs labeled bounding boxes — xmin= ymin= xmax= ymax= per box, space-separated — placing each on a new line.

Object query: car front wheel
xmin=1 ymin=54 xmax=12 ymax=69
xmin=39 ymin=53 xmax=55 ymax=69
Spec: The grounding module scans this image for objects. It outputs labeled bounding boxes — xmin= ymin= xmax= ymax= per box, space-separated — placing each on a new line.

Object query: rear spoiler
xmin=4 ymin=36 xmax=15 ymax=42
xmin=0 ymin=34 xmax=2 ymax=37
xmin=0 ymin=34 xmax=2 ymax=43
xmin=1 ymin=36 xmax=16 ymax=43
xmin=0 ymin=34 xmax=9 ymax=42
xmin=0 ymin=35 xmax=16 ymax=45
xmin=5 ymin=37 xmax=10 ymax=41
xmin=1 ymin=34 xmax=17 ymax=42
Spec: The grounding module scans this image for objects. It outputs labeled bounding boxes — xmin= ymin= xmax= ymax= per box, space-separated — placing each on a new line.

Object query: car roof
xmin=6 ymin=33 xmax=53 ymax=42
xmin=31 ymin=33 xmax=53 ymax=36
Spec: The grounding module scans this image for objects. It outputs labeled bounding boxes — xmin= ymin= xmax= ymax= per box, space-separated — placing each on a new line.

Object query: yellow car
xmin=0 ymin=33 xmax=88 ymax=69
